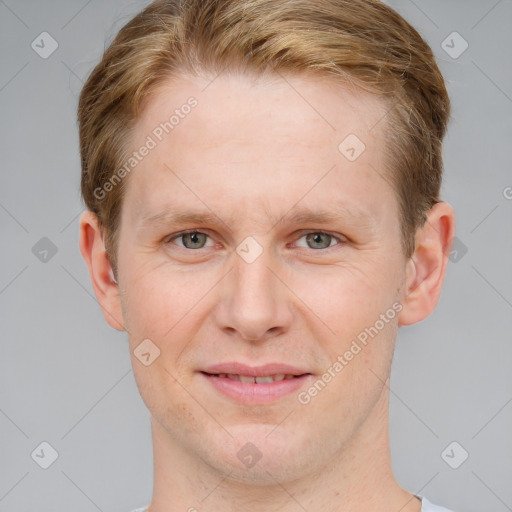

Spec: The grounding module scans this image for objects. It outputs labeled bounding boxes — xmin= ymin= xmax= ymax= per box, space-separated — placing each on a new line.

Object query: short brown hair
xmin=78 ymin=0 xmax=450 ymax=277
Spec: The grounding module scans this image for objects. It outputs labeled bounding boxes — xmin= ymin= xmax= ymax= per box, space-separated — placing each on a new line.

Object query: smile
xmin=205 ymin=373 xmax=301 ymax=383
xmin=200 ymin=371 xmax=313 ymax=405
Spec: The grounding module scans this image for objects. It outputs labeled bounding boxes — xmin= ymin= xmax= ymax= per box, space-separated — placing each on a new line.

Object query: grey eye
xmin=304 ymin=232 xmax=334 ymax=249
xmin=179 ymin=232 xmax=208 ymax=249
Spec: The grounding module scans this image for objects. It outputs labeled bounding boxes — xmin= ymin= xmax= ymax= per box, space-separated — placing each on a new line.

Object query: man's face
xmin=115 ymin=72 xmax=408 ymax=482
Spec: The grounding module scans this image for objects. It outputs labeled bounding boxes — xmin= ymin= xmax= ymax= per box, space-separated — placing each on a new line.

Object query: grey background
xmin=0 ymin=0 xmax=511 ymax=511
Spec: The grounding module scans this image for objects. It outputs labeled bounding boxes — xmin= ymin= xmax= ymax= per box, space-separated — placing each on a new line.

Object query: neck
xmin=147 ymin=388 xmax=421 ymax=512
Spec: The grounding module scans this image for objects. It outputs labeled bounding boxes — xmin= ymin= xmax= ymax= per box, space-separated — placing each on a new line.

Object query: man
xmin=78 ymin=0 xmax=456 ymax=510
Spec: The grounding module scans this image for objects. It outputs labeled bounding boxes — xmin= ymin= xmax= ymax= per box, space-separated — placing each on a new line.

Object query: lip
xmin=200 ymin=362 xmax=313 ymax=405
xmin=202 ymin=362 xmax=309 ymax=377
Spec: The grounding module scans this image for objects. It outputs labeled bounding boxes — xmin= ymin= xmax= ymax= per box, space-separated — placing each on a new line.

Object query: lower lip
xmin=201 ymin=373 xmax=312 ymax=405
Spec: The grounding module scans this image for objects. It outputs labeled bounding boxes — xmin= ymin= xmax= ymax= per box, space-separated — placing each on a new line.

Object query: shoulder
xmin=420 ymin=496 xmax=456 ymax=512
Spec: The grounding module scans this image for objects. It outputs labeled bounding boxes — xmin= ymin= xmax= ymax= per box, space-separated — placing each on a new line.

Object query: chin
xmin=201 ymin=422 xmax=322 ymax=485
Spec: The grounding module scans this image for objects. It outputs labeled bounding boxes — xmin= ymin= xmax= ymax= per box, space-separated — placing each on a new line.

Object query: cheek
xmin=132 ymin=358 xmax=208 ymax=444
xmin=289 ymin=261 xmax=400 ymax=405
xmin=120 ymin=260 xmax=231 ymax=398
xmin=297 ymin=311 xmax=397 ymax=436
xmin=288 ymin=261 xmax=399 ymax=343
xmin=121 ymin=264 xmax=211 ymax=428
xmin=121 ymin=261 xmax=219 ymax=339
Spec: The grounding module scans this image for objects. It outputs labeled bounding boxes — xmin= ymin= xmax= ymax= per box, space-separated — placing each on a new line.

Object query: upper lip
xmin=201 ymin=362 xmax=311 ymax=377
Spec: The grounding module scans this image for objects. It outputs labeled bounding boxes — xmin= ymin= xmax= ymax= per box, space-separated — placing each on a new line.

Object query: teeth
xmin=255 ymin=376 xmax=274 ymax=384
xmin=214 ymin=373 xmax=298 ymax=383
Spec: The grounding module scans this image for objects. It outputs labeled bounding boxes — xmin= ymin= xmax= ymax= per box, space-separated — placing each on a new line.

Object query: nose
xmin=214 ymin=246 xmax=293 ymax=342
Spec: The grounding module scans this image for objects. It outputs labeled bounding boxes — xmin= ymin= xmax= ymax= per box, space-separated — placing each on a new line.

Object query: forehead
xmin=122 ymin=71 xmax=393 ymax=223
xmin=135 ymin=71 xmax=386 ymax=148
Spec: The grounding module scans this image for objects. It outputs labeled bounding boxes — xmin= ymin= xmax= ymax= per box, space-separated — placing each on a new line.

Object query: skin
xmin=80 ymin=71 xmax=455 ymax=512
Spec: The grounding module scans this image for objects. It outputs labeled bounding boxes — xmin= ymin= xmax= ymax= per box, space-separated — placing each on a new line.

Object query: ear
xmin=79 ymin=210 xmax=125 ymax=331
xmin=398 ymin=202 xmax=456 ymax=326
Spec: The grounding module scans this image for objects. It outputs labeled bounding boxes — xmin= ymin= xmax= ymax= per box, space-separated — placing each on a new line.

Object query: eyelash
xmin=165 ymin=229 xmax=345 ymax=251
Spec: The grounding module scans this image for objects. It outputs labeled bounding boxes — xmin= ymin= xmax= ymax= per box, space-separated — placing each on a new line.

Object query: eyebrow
xmin=283 ymin=207 xmax=372 ymax=226
xmin=137 ymin=210 xmax=226 ymax=231
xmin=137 ymin=204 xmax=374 ymax=233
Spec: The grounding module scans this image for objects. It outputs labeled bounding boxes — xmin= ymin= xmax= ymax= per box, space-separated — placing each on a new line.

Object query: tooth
xmin=255 ymin=376 xmax=274 ymax=384
xmin=239 ymin=375 xmax=256 ymax=383
xmin=227 ymin=374 xmax=241 ymax=381
xmin=273 ymin=374 xmax=286 ymax=381
xmin=285 ymin=375 xmax=295 ymax=379
xmin=218 ymin=373 xmax=227 ymax=378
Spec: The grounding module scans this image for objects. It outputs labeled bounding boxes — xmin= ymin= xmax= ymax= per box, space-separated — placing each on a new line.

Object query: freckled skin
xmin=80 ymin=72 xmax=455 ymax=512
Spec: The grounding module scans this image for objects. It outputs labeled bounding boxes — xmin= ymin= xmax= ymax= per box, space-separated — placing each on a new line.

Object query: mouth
xmin=199 ymin=365 xmax=313 ymax=404
xmin=201 ymin=372 xmax=305 ymax=383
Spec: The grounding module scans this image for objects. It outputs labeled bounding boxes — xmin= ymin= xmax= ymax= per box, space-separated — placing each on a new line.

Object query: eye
xmin=168 ymin=231 xmax=213 ymax=249
xmin=165 ymin=230 xmax=343 ymax=251
xmin=295 ymin=231 xmax=342 ymax=250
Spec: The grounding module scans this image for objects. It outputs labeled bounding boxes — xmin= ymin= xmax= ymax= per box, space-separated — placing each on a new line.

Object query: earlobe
xmin=79 ymin=210 xmax=125 ymax=331
xmin=398 ymin=202 xmax=456 ymax=326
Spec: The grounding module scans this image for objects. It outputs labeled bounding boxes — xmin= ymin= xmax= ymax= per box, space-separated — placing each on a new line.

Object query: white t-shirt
xmin=130 ymin=496 xmax=454 ymax=511
xmin=419 ymin=496 xmax=455 ymax=511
